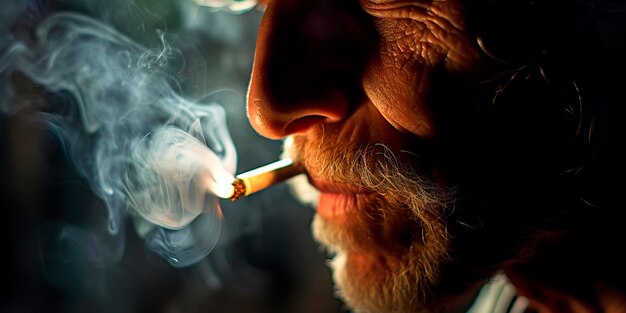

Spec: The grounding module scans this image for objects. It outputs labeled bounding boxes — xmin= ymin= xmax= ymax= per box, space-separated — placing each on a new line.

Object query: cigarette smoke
xmin=189 ymin=0 xmax=257 ymax=13
xmin=0 ymin=11 xmax=236 ymax=269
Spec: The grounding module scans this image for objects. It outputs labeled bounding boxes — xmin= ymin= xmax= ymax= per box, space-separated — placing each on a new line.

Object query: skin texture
xmin=246 ymin=0 xmax=626 ymax=312
xmin=247 ymin=1 xmax=488 ymax=311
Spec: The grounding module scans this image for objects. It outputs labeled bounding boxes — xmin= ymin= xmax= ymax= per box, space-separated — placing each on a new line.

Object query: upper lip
xmin=306 ymin=173 xmax=371 ymax=194
xmin=291 ymin=155 xmax=373 ymax=195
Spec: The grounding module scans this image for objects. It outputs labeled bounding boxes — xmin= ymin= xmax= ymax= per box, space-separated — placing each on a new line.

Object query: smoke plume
xmin=0 ymin=12 xmax=236 ymax=269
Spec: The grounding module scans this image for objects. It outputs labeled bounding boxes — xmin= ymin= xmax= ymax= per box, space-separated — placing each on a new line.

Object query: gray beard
xmin=281 ymin=136 xmax=473 ymax=313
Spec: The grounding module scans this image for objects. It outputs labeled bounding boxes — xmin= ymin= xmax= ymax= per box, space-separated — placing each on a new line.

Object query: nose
xmin=247 ymin=0 xmax=377 ymax=139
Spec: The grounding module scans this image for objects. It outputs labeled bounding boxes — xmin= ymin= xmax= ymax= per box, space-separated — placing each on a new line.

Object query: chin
xmin=308 ymin=192 xmax=457 ymax=313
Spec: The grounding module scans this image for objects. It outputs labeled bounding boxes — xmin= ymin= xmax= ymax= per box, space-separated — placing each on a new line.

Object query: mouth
xmin=306 ymin=174 xmax=375 ymax=221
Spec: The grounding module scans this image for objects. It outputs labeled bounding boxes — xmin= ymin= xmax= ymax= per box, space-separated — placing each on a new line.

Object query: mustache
xmin=283 ymin=134 xmax=455 ymax=221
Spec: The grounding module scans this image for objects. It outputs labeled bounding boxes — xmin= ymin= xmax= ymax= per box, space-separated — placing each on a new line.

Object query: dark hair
xmin=428 ymin=0 xmax=626 ymax=303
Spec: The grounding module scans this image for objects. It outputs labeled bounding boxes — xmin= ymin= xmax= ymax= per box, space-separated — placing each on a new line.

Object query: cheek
xmin=362 ymin=55 xmax=437 ymax=140
xmin=359 ymin=10 xmax=483 ymax=141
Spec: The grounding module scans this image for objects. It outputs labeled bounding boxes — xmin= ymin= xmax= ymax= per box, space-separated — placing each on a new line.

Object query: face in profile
xmin=246 ymin=0 xmax=570 ymax=312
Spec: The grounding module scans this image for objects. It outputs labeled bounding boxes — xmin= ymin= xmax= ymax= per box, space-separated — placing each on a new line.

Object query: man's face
xmin=246 ymin=0 xmax=497 ymax=311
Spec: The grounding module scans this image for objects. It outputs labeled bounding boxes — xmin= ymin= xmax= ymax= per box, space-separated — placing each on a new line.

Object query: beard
xmin=282 ymin=134 xmax=476 ymax=313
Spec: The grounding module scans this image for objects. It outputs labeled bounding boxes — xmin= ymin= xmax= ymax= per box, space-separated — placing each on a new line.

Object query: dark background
xmin=0 ymin=0 xmax=345 ymax=312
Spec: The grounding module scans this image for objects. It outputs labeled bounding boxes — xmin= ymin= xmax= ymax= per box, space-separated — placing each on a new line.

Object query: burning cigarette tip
xmin=229 ymin=178 xmax=247 ymax=201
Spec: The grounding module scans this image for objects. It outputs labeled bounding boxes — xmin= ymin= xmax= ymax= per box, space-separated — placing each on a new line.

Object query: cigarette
xmin=228 ymin=158 xmax=303 ymax=201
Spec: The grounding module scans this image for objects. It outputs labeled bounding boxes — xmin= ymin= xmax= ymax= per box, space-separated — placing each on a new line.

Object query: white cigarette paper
xmin=226 ymin=158 xmax=303 ymax=200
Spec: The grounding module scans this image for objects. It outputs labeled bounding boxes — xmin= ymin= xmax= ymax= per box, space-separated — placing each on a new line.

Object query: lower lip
xmin=317 ymin=192 xmax=359 ymax=221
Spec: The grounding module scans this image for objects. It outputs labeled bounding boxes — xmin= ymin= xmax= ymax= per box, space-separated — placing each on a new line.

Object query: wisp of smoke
xmin=189 ymin=0 xmax=257 ymax=13
xmin=0 ymin=12 xmax=236 ymax=269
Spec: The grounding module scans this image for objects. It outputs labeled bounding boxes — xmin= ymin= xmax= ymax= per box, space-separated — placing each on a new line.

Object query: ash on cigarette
xmin=230 ymin=178 xmax=247 ymax=201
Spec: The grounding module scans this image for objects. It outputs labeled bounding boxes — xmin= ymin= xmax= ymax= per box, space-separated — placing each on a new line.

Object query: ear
xmin=504 ymin=270 xmax=599 ymax=313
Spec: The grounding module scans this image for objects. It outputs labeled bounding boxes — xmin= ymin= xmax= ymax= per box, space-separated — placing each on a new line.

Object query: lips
xmin=307 ymin=174 xmax=374 ymax=220
xmin=308 ymin=175 xmax=369 ymax=194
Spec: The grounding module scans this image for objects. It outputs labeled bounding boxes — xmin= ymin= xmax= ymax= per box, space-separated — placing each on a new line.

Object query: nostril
xmin=283 ymin=115 xmax=332 ymax=136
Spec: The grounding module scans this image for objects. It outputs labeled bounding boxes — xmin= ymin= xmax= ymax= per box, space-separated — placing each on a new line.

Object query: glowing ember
xmin=206 ymin=174 xmax=236 ymax=199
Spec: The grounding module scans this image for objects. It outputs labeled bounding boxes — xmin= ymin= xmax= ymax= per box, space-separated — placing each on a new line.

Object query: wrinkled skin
xmin=245 ymin=0 xmax=626 ymax=312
